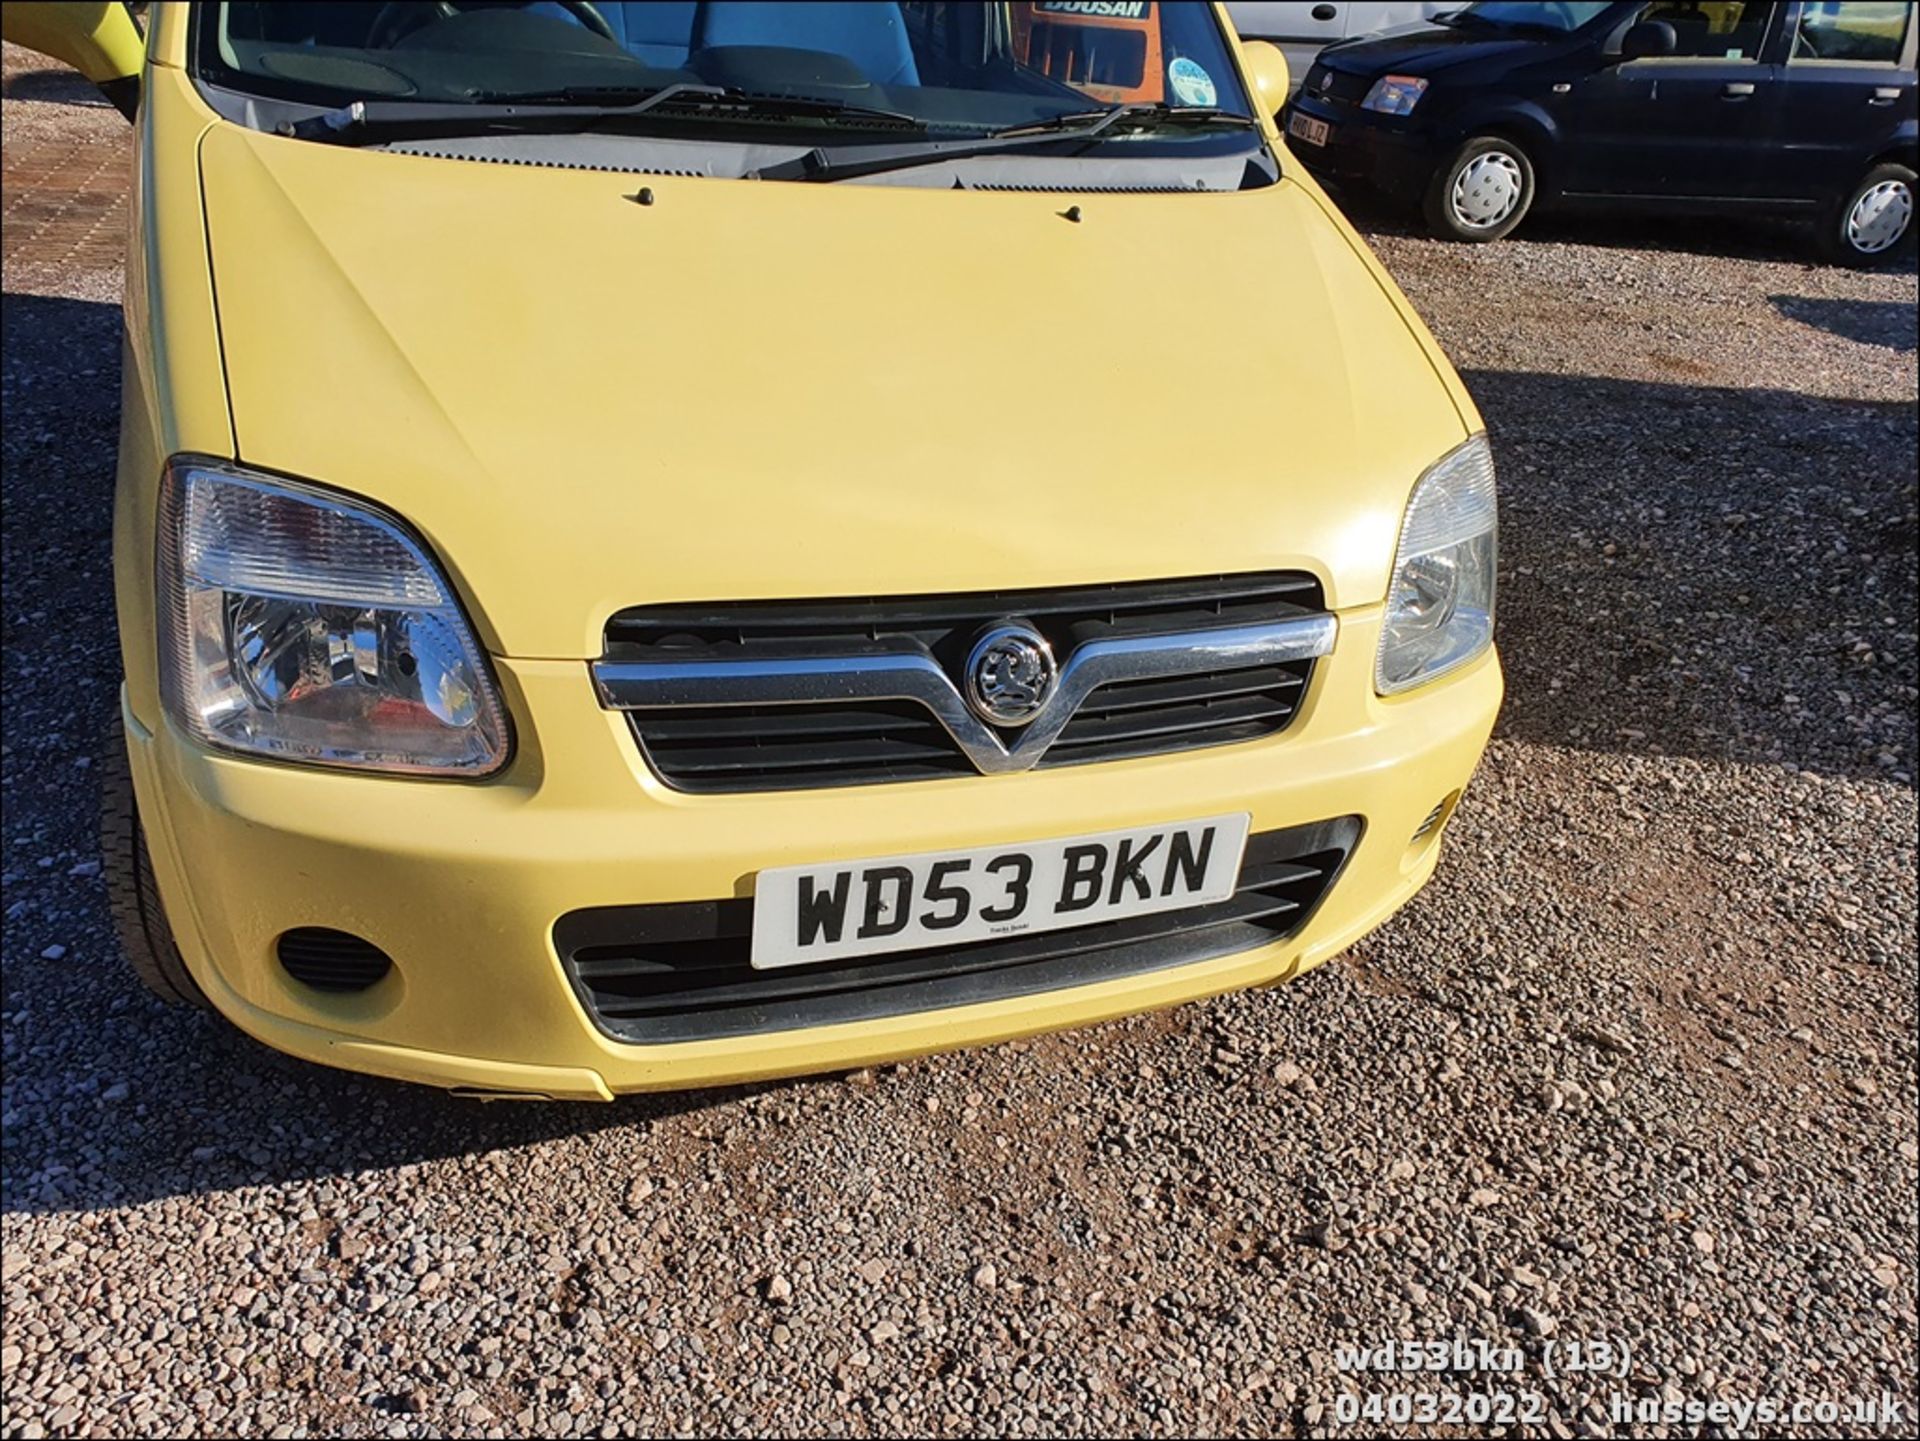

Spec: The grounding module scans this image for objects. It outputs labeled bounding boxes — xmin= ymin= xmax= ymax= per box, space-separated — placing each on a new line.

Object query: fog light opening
xmin=276 ymin=928 xmax=394 ymax=993
xmin=1410 ymin=792 xmax=1460 ymax=849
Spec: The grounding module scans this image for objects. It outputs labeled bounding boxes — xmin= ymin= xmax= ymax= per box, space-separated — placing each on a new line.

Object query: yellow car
xmin=15 ymin=1 xmax=1500 ymax=1099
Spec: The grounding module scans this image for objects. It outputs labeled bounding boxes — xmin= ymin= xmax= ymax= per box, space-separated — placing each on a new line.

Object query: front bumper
xmin=127 ymin=607 xmax=1500 ymax=1099
xmin=1285 ymin=96 xmax=1441 ymax=201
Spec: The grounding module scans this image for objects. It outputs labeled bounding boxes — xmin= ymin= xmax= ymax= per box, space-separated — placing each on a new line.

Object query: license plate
xmin=1288 ymin=112 xmax=1330 ymax=147
xmin=750 ymin=814 xmax=1252 ymax=971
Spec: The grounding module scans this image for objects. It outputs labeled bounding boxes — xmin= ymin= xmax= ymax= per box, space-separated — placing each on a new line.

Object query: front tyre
xmin=1423 ymin=135 xmax=1535 ymax=243
xmin=101 ymin=710 xmax=211 ymax=1009
xmin=1816 ymin=163 xmax=1916 ymax=267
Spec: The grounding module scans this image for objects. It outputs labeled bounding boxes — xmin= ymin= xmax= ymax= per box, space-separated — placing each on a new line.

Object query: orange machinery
xmin=1010 ymin=1 xmax=1166 ymax=104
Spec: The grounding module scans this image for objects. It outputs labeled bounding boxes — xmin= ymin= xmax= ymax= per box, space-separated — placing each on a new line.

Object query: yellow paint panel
xmin=115 ymin=65 xmax=230 ymax=730
xmin=197 ymin=126 xmax=1470 ymax=659
xmin=1 ymin=1 xmax=143 ymax=82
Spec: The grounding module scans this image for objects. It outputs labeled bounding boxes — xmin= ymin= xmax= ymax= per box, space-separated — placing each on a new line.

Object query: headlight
xmin=157 ymin=460 xmax=510 ymax=775
xmin=1361 ymin=74 xmax=1428 ymax=116
xmin=1376 ymin=435 xmax=1497 ymax=695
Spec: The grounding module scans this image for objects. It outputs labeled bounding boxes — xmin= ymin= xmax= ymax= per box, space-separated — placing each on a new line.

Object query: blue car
xmin=1283 ymin=0 xmax=1918 ymax=262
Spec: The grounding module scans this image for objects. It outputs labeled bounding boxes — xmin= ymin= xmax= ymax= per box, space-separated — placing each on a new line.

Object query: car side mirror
xmin=0 ymin=1 xmax=143 ymax=121
xmin=1240 ymin=40 xmax=1292 ymax=121
xmin=1619 ymin=20 xmax=1678 ymax=61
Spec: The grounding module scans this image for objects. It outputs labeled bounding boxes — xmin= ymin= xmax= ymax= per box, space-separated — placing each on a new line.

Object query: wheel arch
xmin=1442 ymin=101 xmax=1561 ymax=195
xmin=1866 ymin=139 xmax=1918 ymax=175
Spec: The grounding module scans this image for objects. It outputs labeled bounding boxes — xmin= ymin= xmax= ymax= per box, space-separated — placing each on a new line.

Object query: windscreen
xmin=1453 ymin=1 xmax=1617 ymax=32
xmin=196 ymin=1 xmax=1254 ymax=132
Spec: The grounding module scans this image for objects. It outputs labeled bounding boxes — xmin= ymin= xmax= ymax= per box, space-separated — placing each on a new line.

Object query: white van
xmin=1226 ymin=1 xmax=1453 ymax=90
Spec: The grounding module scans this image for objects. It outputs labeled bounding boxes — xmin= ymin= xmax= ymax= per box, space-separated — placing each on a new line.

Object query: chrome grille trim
xmin=592 ymin=615 xmax=1337 ymax=777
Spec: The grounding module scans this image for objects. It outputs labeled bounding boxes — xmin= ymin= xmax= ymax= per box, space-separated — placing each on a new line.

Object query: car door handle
xmin=1721 ymin=81 xmax=1756 ymax=99
xmin=1312 ymin=3 xmax=1338 ymax=19
xmin=1868 ymin=87 xmax=1900 ymax=105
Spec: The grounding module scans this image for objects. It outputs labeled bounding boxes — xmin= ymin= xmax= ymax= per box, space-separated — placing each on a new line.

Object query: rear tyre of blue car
xmin=1818 ymin=163 xmax=1917 ymax=267
xmin=1423 ymin=135 xmax=1535 ymax=244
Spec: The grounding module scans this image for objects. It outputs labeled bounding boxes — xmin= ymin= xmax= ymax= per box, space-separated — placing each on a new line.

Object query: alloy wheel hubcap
xmin=1848 ymin=180 xmax=1913 ymax=254
xmin=1452 ymin=151 xmax=1524 ymax=228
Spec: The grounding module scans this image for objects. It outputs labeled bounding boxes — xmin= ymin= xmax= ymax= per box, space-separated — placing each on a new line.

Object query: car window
xmin=196 ymin=1 xmax=1254 ymax=126
xmin=1791 ymin=1 xmax=1913 ymax=62
xmin=1634 ymin=1 xmax=1774 ymax=60
xmin=1456 ymin=2 xmax=1616 ymax=32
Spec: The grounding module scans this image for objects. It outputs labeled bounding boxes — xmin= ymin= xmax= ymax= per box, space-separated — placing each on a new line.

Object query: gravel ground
xmin=3 ymin=44 xmax=1917 ymax=1440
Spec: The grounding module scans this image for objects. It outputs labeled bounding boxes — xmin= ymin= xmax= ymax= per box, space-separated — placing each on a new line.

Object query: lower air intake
xmin=556 ymin=817 xmax=1361 ymax=1044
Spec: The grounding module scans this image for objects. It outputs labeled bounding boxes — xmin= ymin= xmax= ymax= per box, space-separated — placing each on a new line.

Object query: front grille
xmin=1305 ymin=65 xmax=1370 ymax=106
xmin=556 ymin=817 xmax=1360 ymax=1044
xmin=605 ymin=573 xmax=1325 ymax=792
xmin=632 ymin=699 xmax=978 ymax=789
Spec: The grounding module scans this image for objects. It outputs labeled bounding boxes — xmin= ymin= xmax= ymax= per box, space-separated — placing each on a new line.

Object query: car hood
xmin=198 ymin=125 xmax=1470 ymax=659
xmin=1319 ymin=21 xmax=1537 ymax=76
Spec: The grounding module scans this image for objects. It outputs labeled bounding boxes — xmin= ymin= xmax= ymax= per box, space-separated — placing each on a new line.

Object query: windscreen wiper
xmin=479 ymin=82 xmax=923 ymax=125
xmin=750 ymin=103 xmax=1259 ymax=183
xmin=279 ymin=84 xmax=923 ymax=146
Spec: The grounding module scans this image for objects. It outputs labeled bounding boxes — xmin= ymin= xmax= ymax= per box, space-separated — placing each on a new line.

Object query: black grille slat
xmin=653 ymin=755 xmax=979 ymax=791
xmin=1241 ymin=860 xmax=1327 ymax=889
xmin=1044 ymin=720 xmax=1284 ymax=769
xmin=637 ymin=705 xmax=943 ymax=742
xmin=556 ymin=818 xmax=1361 ymax=1043
xmin=604 ymin=573 xmax=1322 ymax=650
xmin=1048 ymin=693 xmax=1299 ymax=749
xmin=631 ymin=699 xmax=969 ymax=789
xmin=1068 ymin=666 xmax=1306 ymax=717
xmin=607 ymin=574 xmax=1326 ymax=793
xmin=1040 ymin=657 xmax=1314 ymax=765
xmin=646 ymin=733 xmax=962 ymax=775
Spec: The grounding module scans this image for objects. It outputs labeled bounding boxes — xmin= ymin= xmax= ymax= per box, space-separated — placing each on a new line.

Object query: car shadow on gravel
xmin=1465 ymin=367 xmax=1919 ymax=782
xmin=1771 ymin=295 xmax=1920 ymax=352
xmin=1337 ymin=185 xmax=1920 ymax=271
xmin=3 ymin=294 xmax=1914 ymax=1214
xmin=0 ymin=999 xmax=807 ymax=1216
xmin=0 ymin=68 xmax=115 ymax=108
